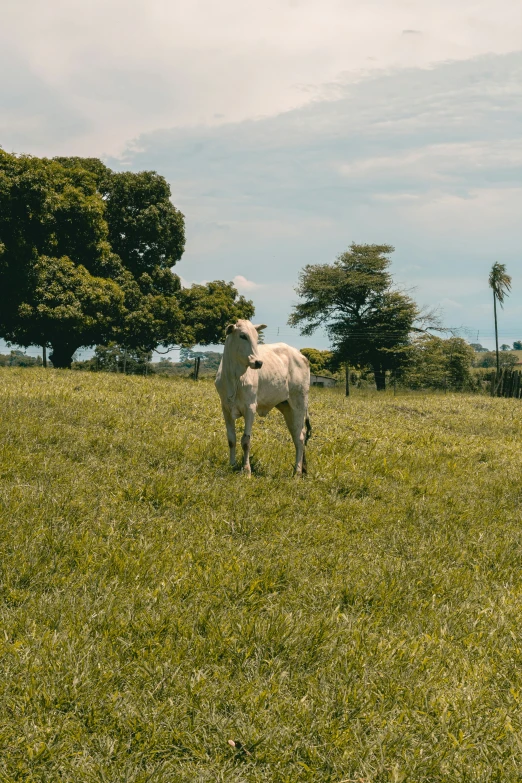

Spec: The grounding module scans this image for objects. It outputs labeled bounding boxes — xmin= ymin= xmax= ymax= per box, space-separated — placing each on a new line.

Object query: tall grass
xmin=1 ymin=368 xmax=522 ymax=782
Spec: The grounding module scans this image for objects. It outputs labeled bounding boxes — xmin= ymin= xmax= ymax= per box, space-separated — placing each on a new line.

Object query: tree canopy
xmin=400 ymin=336 xmax=475 ymax=390
xmin=299 ymin=348 xmax=334 ymax=376
xmin=0 ymin=151 xmax=253 ymax=367
xmin=289 ymin=244 xmax=422 ymax=389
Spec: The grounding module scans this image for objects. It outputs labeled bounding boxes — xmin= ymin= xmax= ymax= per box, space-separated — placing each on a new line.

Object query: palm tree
xmin=488 ymin=262 xmax=512 ymax=374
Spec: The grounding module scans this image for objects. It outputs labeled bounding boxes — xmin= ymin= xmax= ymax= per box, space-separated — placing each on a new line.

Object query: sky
xmin=1 ymin=0 xmax=521 ymax=357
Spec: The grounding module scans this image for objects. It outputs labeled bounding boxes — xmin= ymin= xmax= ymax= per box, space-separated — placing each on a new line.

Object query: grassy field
xmin=1 ymin=369 xmax=522 ymax=782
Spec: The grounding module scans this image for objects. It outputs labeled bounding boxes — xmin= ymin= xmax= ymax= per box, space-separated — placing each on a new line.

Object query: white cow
xmin=215 ymin=320 xmax=311 ymax=476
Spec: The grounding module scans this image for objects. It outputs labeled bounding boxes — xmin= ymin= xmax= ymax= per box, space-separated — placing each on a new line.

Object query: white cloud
xmin=232 ymin=275 xmax=264 ymax=292
xmin=1 ymin=0 xmax=521 ymax=155
xmin=115 ymin=52 xmax=520 ymax=343
xmin=179 ymin=276 xmax=208 ymax=288
xmin=338 ymin=141 xmax=522 ymax=184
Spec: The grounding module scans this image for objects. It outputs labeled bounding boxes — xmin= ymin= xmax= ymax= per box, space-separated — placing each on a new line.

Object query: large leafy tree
xmin=0 ymin=151 xmax=253 ymax=367
xmin=289 ymin=243 xmax=420 ymax=390
xmin=488 ymin=262 xmax=511 ymax=375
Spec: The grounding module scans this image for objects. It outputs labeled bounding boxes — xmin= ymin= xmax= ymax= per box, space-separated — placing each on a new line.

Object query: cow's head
xmin=225 ymin=320 xmax=267 ymax=370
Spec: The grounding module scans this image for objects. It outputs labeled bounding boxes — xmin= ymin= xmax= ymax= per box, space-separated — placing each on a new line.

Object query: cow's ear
xmin=225 ymin=323 xmax=236 ymax=335
xmin=254 ymin=324 xmax=267 ymax=333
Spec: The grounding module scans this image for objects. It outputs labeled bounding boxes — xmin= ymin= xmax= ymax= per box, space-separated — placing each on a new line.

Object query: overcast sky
xmin=1 ymin=0 xmax=521 ymax=355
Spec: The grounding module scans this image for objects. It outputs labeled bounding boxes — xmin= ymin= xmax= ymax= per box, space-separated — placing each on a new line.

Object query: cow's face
xmin=225 ymin=320 xmax=267 ymax=370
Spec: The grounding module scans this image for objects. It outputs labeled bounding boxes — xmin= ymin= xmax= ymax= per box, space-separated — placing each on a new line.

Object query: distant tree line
xmin=299 ymin=337 xmax=485 ymax=392
xmin=0 ymin=350 xmax=42 ymax=367
xmin=69 ymin=346 xmax=223 ymax=376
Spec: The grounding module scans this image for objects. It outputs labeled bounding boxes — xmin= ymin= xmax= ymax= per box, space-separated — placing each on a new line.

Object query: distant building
xmin=310 ymin=373 xmax=338 ymax=388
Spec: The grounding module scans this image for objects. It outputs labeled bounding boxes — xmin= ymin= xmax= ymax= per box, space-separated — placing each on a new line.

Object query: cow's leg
xmin=222 ymin=406 xmax=237 ymax=466
xmin=241 ymin=407 xmax=255 ymax=477
xmin=276 ymin=401 xmax=307 ymax=477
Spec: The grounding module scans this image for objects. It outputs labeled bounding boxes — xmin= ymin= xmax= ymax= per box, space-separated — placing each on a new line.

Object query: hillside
xmin=1 ymin=369 xmax=522 ymax=781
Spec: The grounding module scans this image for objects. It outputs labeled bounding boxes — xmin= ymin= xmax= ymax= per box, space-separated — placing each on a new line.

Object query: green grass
xmin=1 ymin=369 xmax=522 ymax=782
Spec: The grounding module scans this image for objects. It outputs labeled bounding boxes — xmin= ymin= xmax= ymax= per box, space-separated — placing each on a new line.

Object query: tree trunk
xmin=49 ymin=343 xmax=76 ymax=369
xmin=374 ymin=365 xmax=386 ymax=391
xmin=42 ymin=345 xmax=47 ymax=368
xmin=493 ymin=291 xmax=499 ymax=375
xmin=345 ymin=362 xmax=350 ymax=396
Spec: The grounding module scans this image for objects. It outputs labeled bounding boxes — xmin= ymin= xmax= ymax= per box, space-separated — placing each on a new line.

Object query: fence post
xmin=496 ymin=368 xmax=503 ymax=397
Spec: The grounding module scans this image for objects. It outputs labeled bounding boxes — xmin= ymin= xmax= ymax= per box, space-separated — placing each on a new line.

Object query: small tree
xmin=401 ymin=336 xmax=475 ymax=390
xmin=513 ymin=341 xmax=522 ymax=350
xmin=488 ymin=262 xmax=512 ymax=375
xmin=300 ymin=348 xmax=334 ymax=375
xmin=289 ymin=244 xmax=422 ymax=390
xmin=474 ymin=351 xmax=518 ymax=370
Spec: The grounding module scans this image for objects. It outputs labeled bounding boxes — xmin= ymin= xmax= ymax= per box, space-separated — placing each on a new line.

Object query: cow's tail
xmin=305 ymin=411 xmax=312 ymax=445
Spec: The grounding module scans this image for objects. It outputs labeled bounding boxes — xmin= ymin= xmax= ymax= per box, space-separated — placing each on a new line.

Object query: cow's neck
xmin=222 ymin=346 xmax=248 ymax=405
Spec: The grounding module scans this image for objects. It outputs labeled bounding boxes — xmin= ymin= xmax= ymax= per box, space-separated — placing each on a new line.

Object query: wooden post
xmin=345 ymin=362 xmax=350 ymax=397
xmin=42 ymin=345 xmax=47 ymax=368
